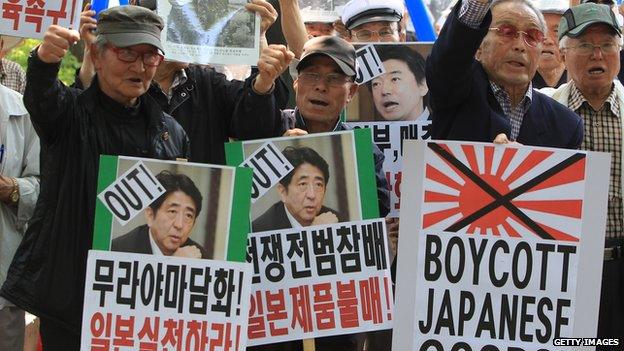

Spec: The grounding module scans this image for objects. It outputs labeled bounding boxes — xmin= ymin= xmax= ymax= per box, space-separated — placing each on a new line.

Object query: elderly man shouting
xmin=1 ymin=6 xmax=187 ymax=350
xmin=427 ymin=0 xmax=583 ymax=148
xmin=540 ymin=3 xmax=624 ymax=342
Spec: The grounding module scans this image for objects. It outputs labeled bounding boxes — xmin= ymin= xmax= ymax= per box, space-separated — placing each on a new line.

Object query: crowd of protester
xmin=0 ymin=0 xmax=623 ymax=350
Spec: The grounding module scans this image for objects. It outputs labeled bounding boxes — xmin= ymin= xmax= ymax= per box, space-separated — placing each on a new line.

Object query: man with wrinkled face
xmin=427 ymin=0 xmax=582 ymax=148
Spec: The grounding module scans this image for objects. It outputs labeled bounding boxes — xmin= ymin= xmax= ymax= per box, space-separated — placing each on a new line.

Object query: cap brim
xmin=102 ymin=32 xmax=164 ymax=53
xmin=566 ymin=20 xmax=621 ymax=38
xmin=297 ymin=52 xmax=356 ymax=76
xmin=348 ymin=14 xmax=400 ymax=30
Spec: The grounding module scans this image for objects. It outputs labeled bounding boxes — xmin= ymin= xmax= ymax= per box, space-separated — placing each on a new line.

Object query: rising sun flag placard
xmin=393 ymin=140 xmax=611 ymax=351
xmin=422 ymin=143 xmax=586 ymax=242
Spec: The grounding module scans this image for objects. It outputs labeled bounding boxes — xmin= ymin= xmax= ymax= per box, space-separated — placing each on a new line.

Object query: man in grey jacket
xmin=0 ymin=83 xmax=39 ymax=351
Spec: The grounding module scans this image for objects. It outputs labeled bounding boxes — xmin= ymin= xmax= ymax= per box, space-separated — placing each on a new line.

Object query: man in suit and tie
xmin=112 ymin=170 xmax=208 ymax=259
xmin=252 ymin=146 xmax=344 ymax=232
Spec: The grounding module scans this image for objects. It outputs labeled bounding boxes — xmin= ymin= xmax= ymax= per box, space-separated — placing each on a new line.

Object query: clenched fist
xmin=254 ymin=44 xmax=295 ymax=94
xmin=173 ymin=245 xmax=202 ymax=259
xmin=37 ymin=25 xmax=80 ymax=64
xmin=311 ymin=211 xmax=339 ymax=226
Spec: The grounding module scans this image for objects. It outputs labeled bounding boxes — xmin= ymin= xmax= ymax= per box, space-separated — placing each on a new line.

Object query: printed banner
xmin=0 ymin=0 xmax=82 ymax=38
xmin=393 ymin=141 xmax=611 ymax=351
xmin=92 ymin=156 xmax=253 ymax=262
xmin=226 ymin=129 xmax=381 ymax=232
xmin=246 ymin=218 xmax=394 ymax=345
xmin=81 ymin=250 xmax=253 ymax=351
xmin=158 ymin=0 xmax=261 ymax=66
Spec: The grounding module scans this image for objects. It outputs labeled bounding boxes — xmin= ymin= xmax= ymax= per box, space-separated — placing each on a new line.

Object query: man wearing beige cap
xmin=0 ymin=6 xmax=189 ymax=350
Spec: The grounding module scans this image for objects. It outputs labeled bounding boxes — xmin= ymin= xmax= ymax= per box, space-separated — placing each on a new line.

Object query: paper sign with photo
xmin=226 ymin=129 xmax=381 ymax=233
xmin=92 ymin=155 xmax=253 ymax=262
xmin=158 ymin=0 xmax=260 ymax=65
xmin=299 ymin=0 xmax=348 ymax=23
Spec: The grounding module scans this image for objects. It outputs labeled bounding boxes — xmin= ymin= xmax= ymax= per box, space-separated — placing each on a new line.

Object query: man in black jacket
xmin=79 ymin=0 xmax=296 ymax=164
xmin=248 ymin=35 xmax=389 ymax=351
xmin=0 ymin=6 xmax=189 ymax=350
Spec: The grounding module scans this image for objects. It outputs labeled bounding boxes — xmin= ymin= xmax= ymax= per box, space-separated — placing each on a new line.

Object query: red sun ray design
xmin=422 ymin=143 xmax=586 ymax=241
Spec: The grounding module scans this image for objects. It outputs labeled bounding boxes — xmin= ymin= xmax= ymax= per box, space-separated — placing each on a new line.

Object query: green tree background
xmin=5 ymin=38 xmax=81 ymax=86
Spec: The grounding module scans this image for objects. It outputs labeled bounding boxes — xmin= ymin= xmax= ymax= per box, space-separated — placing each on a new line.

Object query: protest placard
xmin=346 ymin=43 xmax=433 ymax=217
xmin=393 ymin=140 xmax=611 ymax=351
xmin=245 ymin=218 xmax=393 ymax=345
xmin=240 ymin=142 xmax=294 ymax=203
xmin=92 ymin=156 xmax=253 ymax=262
xmin=0 ymin=0 xmax=82 ymax=39
xmin=81 ymin=250 xmax=253 ymax=351
xmin=158 ymin=0 xmax=260 ymax=66
xmin=226 ymin=129 xmax=381 ymax=233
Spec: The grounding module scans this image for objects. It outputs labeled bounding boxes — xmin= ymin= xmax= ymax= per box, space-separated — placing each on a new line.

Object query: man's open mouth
xmin=310 ymin=99 xmax=329 ymax=106
xmin=589 ymin=67 xmax=605 ymax=75
xmin=383 ymin=101 xmax=399 ymax=108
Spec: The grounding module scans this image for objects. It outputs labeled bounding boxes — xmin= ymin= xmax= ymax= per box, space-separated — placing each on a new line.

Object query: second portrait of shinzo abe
xmin=345 ymin=43 xmax=432 ymax=122
xmin=370 ymin=44 xmax=429 ymax=121
xmin=105 ymin=159 xmax=237 ymax=260
xmin=111 ymin=170 xmax=209 ymax=259
xmin=238 ymin=132 xmax=364 ymax=233
xmin=252 ymin=146 xmax=346 ymax=232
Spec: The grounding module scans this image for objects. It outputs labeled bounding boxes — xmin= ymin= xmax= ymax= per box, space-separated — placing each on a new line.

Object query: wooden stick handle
xmin=303 ymin=338 xmax=316 ymax=351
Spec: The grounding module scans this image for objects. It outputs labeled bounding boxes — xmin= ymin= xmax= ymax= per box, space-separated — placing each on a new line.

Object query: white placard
xmin=240 ymin=142 xmax=294 ymax=203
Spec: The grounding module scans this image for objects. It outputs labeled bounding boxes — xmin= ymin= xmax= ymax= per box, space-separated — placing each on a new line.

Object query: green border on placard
xmin=92 ymin=155 xmax=119 ymax=250
xmin=354 ymin=128 xmax=380 ymax=219
xmin=225 ymin=141 xmax=244 ymax=167
xmin=227 ymin=167 xmax=253 ymax=262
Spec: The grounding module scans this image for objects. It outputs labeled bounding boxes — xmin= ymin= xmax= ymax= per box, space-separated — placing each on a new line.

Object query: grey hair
xmin=94 ymin=35 xmax=109 ymax=55
xmin=559 ymin=29 xmax=624 ymax=51
xmin=491 ymin=0 xmax=547 ymax=33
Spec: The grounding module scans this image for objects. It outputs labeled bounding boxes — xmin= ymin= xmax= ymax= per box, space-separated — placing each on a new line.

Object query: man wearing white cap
xmin=340 ymin=0 xmax=406 ymax=42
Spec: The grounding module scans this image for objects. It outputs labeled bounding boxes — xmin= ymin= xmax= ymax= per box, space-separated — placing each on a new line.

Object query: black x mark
xmin=429 ymin=143 xmax=585 ymax=239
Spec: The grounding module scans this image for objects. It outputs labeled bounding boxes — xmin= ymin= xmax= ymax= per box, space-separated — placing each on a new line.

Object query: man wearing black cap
xmin=427 ymin=0 xmax=583 ymax=147
xmin=541 ymin=2 xmax=624 ymax=343
xmin=0 ymin=6 xmax=189 ymax=350
xmin=249 ymin=35 xmax=390 ymax=351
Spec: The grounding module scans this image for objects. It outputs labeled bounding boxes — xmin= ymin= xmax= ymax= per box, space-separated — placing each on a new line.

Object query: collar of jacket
xmin=150 ymin=67 xmax=196 ymax=114
xmin=294 ymin=108 xmax=346 ymax=132
xmin=80 ymin=75 xmax=169 ymax=142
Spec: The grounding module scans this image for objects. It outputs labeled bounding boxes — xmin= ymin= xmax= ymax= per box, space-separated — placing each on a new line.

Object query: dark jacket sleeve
xmin=199 ymin=67 xmax=283 ymax=139
xmin=23 ymin=49 xmax=81 ymax=145
xmin=568 ymin=118 xmax=584 ymax=149
xmin=426 ymin=1 xmax=491 ymax=112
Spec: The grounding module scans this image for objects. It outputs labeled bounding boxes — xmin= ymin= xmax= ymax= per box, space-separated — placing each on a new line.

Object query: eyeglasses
xmin=489 ymin=24 xmax=545 ymax=48
xmin=352 ymin=27 xmax=397 ymax=41
xmin=108 ymin=45 xmax=164 ymax=67
xmin=298 ymin=72 xmax=352 ymax=87
xmin=563 ymin=42 xmax=621 ymax=56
